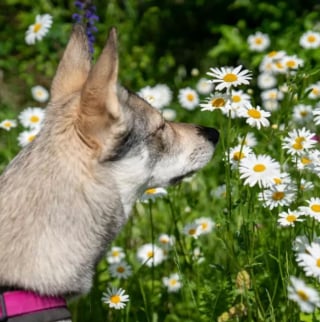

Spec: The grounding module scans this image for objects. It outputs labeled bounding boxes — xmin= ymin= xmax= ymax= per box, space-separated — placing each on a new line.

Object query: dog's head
xmin=47 ymin=25 xmax=219 ymax=212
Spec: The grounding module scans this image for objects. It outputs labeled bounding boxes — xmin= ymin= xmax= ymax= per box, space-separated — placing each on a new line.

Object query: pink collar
xmin=0 ymin=290 xmax=67 ymax=320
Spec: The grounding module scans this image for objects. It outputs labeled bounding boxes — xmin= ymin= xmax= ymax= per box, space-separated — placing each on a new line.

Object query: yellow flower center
xmin=292 ymin=137 xmax=305 ymax=150
xmin=272 ymin=191 xmax=284 ymax=201
xmin=301 ymin=157 xmax=311 ymax=165
xmin=28 ymin=135 xmax=36 ymax=143
xmin=254 ymin=37 xmax=263 ymax=45
xmin=312 ymin=88 xmax=320 ymax=95
xmin=187 ymin=93 xmax=195 ymax=101
xmin=311 ymin=204 xmax=320 ymax=213
xmin=3 ymin=121 xmax=12 ymax=128
xmin=307 ymin=35 xmax=316 ymax=43
xmin=188 ymin=228 xmax=197 ymax=235
xmin=273 ymin=178 xmax=282 ymax=185
xmin=116 ymin=266 xmax=125 ymax=273
xmin=30 ymin=115 xmax=40 ymax=123
xmin=286 ymin=214 xmax=297 ymax=222
xmin=247 ymin=109 xmax=261 ymax=119
xmin=169 ymin=279 xmax=177 ymax=286
xmin=316 ymin=258 xmax=320 ymax=267
xmin=297 ymin=290 xmax=309 ymax=301
xmin=286 ymin=60 xmax=296 ymax=68
xmin=233 ymin=151 xmax=244 ymax=161
xmin=300 ymin=111 xmax=308 ymax=117
xmin=211 ymin=97 xmax=225 ymax=108
xmin=201 ymin=222 xmax=208 ymax=230
xmin=145 ymin=188 xmax=156 ymax=195
xmin=267 ymin=51 xmax=277 ymax=58
xmin=275 ymin=61 xmax=284 ymax=69
xmin=112 ymin=250 xmax=119 ymax=257
xmin=33 ymin=23 xmax=42 ymax=33
xmin=110 ymin=295 xmax=121 ymax=304
xmin=147 ymin=251 xmax=154 ymax=258
xmin=253 ymin=164 xmax=266 ymax=172
xmin=232 ymin=95 xmax=241 ymax=103
xmin=223 ymin=73 xmax=238 ymax=83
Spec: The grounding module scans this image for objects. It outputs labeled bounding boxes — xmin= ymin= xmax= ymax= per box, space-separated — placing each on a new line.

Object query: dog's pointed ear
xmin=80 ymin=27 xmax=120 ymax=120
xmin=50 ymin=24 xmax=91 ymax=102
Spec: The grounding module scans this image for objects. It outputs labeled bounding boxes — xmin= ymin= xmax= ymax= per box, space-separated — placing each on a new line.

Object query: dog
xmin=0 ymin=25 xmax=219 ymax=321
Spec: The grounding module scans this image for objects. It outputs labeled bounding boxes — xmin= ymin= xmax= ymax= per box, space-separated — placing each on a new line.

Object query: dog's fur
xmin=0 ymin=25 xmax=218 ymax=321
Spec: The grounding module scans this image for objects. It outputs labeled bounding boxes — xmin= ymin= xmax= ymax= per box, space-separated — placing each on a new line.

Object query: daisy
xmin=25 ymin=14 xmax=53 ymax=45
xmin=296 ymin=242 xmax=320 ymax=279
xmin=158 ymin=234 xmax=175 ymax=248
xmin=258 ymin=184 xmax=296 ymax=210
xmin=296 ymin=153 xmax=314 ymax=171
xmin=282 ymin=128 xmax=316 ymax=156
xmin=183 ymin=222 xmax=201 ymax=239
xmin=239 ymin=154 xmax=281 ymax=188
xmin=153 ymin=84 xmax=173 ymax=109
xmin=18 ymin=107 xmax=45 ymax=129
xmin=138 ymin=86 xmax=162 ymax=109
xmin=137 ymin=243 xmax=165 ymax=267
xmin=102 ymin=287 xmax=129 ymax=310
xmin=200 ymin=93 xmax=230 ymax=112
xmin=278 ymin=209 xmax=303 ymax=227
xmin=263 ymin=99 xmax=279 ymax=112
xmin=17 ymin=128 xmax=40 ymax=147
xmin=162 ymin=273 xmax=182 ymax=293
xmin=238 ymin=132 xmax=257 ymax=147
xmin=178 ymin=87 xmax=199 ymax=110
xmin=31 ymin=85 xmax=49 ymax=103
xmin=239 ymin=105 xmax=270 ymax=129
xmin=299 ymin=179 xmax=314 ymax=192
xmin=261 ymin=88 xmax=284 ymax=102
xmin=213 ymin=184 xmax=227 ymax=199
xmin=106 ymin=246 xmax=126 ymax=264
xmin=293 ymin=235 xmax=310 ymax=253
xmin=257 ymin=72 xmax=277 ymax=89
xmin=192 ymin=247 xmax=205 ymax=263
xmin=195 ymin=217 xmax=215 ymax=235
xmin=271 ymin=172 xmax=292 ymax=186
xmin=228 ymin=144 xmax=253 ymax=168
xmin=292 ymin=104 xmax=313 ymax=124
xmin=282 ymin=55 xmax=304 ymax=71
xmin=306 ymin=82 xmax=320 ymax=99
xmin=207 ymin=65 xmax=252 ymax=91
xmin=299 ymin=30 xmax=320 ymax=49
xmin=0 ymin=119 xmax=17 ymax=131
xmin=162 ymin=108 xmax=176 ymax=121
xmin=140 ymin=187 xmax=167 ymax=202
xmin=196 ymin=78 xmax=214 ymax=95
xmin=109 ymin=261 xmax=132 ymax=279
xmin=300 ymin=197 xmax=320 ymax=221
xmin=247 ymin=31 xmax=270 ymax=52
xmin=288 ymin=276 xmax=320 ymax=313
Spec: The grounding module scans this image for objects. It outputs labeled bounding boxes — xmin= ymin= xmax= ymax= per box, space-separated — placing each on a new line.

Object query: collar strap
xmin=0 ymin=290 xmax=67 ymax=320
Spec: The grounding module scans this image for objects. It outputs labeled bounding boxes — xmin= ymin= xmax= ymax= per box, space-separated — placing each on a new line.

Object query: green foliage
xmin=1 ymin=0 xmax=320 ymax=321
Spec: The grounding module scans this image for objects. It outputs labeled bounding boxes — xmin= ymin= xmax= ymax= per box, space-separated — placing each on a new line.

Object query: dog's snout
xmin=196 ymin=126 xmax=219 ymax=145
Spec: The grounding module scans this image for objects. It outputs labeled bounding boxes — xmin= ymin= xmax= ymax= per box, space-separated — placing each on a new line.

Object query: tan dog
xmin=0 ymin=25 xmax=219 ymax=321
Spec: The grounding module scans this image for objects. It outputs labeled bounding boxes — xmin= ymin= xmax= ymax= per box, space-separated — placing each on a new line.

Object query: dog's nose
xmin=196 ymin=126 xmax=219 ymax=145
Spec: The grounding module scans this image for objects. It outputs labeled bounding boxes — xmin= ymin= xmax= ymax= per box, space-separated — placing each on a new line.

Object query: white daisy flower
xmin=299 ymin=179 xmax=314 ymax=192
xmin=271 ymin=172 xmax=292 ymax=186
xmin=178 ymin=87 xmax=199 ymax=110
xmin=137 ymin=243 xmax=165 ymax=267
xmin=288 ymin=276 xmax=320 ymax=313
xmin=140 ymin=187 xmax=167 ymax=202
xmin=247 ymin=31 xmax=270 ymax=52
xmin=227 ymin=144 xmax=253 ymax=168
xmin=0 ymin=119 xmax=17 ymax=131
xmin=196 ymin=78 xmax=214 ymax=95
xmin=17 ymin=128 xmax=40 ymax=147
xmin=192 ymin=247 xmax=205 ymax=263
xmin=257 ymin=72 xmax=277 ymax=89
xmin=306 ymin=82 xmax=320 ymax=99
xmin=239 ymin=105 xmax=270 ymax=129
xmin=263 ymin=99 xmax=280 ymax=112
xmin=109 ymin=261 xmax=132 ymax=279
xmin=18 ymin=107 xmax=45 ymax=129
xmin=282 ymin=128 xmax=316 ymax=156
xmin=299 ymin=30 xmax=320 ymax=49
xmin=238 ymin=132 xmax=257 ymax=147
xmin=282 ymin=55 xmax=304 ymax=70
xmin=183 ymin=222 xmax=201 ymax=239
xmin=296 ymin=242 xmax=320 ymax=279
xmin=207 ymin=65 xmax=252 ymax=91
xmin=292 ymin=104 xmax=313 ymax=124
xmin=293 ymin=235 xmax=310 ymax=253
xmin=31 ymin=85 xmax=49 ymax=103
xmin=239 ymin=154 xmax=281 ymax=188
xmin=25 ymin=14 xmax=53 ymax=45
xmin=258 ymin=184 xmax=296 ymax=210
xmin=261 ymin=88 xmax=284 ymax=102
xmin=300 ymin=197 xmax=320 ymax=221
xmin=102 ymin=287 xmax=129 ymax=310
xmin=162 ymin=273 xmax=182 ymax=293
xmin=158 ymin=234 xmax=175 ymax=248
xmin=138 ymin=86 xmax=162 ymax=109
xmin=162 ymin=108 xmax=176 ymax=121
xmin=106 ymin=246 xmax=126 ymax=264
xmin=153 ymin=84 xmax=173 ymax=109
xmin=200 ymin=93 xmax=230 ymax=112
xmin=195 ymin=217 xmax=215 ymax=235
xmin=278 ymin=209 xmax=303 ymax=227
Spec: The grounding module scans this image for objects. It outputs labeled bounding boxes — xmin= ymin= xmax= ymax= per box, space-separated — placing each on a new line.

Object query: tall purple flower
xmin=72 ymin=0 xmax=99 ymax=55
